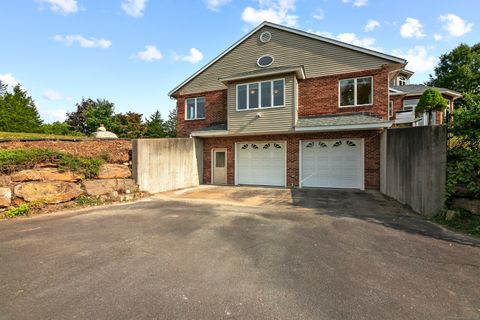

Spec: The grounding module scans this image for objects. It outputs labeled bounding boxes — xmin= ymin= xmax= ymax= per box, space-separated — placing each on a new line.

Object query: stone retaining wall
xmin=0 ymin=139 xmax=132 ymax=163
xmin=0 ymin=163 xmax=139 ymax=210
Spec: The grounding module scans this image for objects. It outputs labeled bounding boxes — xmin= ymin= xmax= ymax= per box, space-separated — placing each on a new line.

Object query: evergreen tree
xmin=0 ymin=83 xmax=42 ymax=132
xmin=145 ymin=110 xmax=164 ymax=138
xmin=163 ymin=109 xmax=177 ymax=138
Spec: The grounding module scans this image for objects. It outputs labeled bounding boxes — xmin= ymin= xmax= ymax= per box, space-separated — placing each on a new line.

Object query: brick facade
xmin=298 ymin=65 xmax=390 ymax=119
xmin=203 ymin=130 xmax=382 ymax=189
xmin=176 ymin=89 xmax=227 ymax=138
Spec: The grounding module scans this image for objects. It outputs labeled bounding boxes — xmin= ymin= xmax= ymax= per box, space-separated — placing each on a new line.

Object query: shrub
xmin=5 ymin=204 xmax=30 ymax=218
xmin=0 ymin=148 xmax=104 ymax=177
xmin=74 ymin=195 xmax=104 ymax=206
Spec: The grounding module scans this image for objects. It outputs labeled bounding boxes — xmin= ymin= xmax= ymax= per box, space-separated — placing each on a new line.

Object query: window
xmin=398 ymin=76 xmax=407 ymax=86
xmin=388 ymin=101 xmax=393 ymax=118
xmin=339 ymin=77 xmax=372 ymax=107
xmin=237 ymin=79 xmax=284 ymax=110
xmin=403 ymin=99 xmax=419 ymax=112
xmin=185 ymin=97 xmax=205 ymax=120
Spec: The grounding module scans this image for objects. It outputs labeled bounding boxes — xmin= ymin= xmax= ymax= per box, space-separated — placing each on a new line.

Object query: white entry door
xmin=212 ymin=149 xmax=227 ymax=184
xmin=237 ymin=142 xmax=286 ymax=187
xmin=301 ymin=139 xmax=363 ymax=189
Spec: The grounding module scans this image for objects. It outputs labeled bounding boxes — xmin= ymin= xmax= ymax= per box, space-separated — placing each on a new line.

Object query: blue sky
xmin=0 ymin=0 xmax=478 ymax=123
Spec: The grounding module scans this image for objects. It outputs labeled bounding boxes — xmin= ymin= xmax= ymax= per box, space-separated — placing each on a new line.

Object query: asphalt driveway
xmin=1 ymin=186 xmax=479 ymax=320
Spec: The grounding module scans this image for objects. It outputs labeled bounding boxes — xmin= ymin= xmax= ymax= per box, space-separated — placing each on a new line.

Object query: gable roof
xmin=390 ymin=84 xmax=462 ymax=98
xmin=169 ymin=21 xmax=407 ymax=97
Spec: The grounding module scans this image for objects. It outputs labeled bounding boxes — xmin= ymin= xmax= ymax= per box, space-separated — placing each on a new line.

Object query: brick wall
xmin=389 ymin=94 xmax=405 ymax=119
xmin=203 ymin=130 xmax=382 ymax=189
xmin=298 ymin=65 xmax=390 ymax=119
xmin=176 ymin=89 xmax=227 ymax=138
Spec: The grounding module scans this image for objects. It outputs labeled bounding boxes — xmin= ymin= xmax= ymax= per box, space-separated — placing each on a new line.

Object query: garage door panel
xmin=301 ymin=139 xmax=363 ymax=189
xmin=237 ymin=142 xmax=285 ymax=187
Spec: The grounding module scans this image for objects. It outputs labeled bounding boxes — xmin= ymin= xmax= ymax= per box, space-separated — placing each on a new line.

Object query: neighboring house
xmin=169 ymin=21 xmax=423 ymax=190
xmin=388 ymin=82 xmax=461 ymax=126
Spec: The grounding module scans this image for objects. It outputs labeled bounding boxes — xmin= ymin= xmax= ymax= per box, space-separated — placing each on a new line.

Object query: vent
xmin=257 ymin=55 xmax=274 ymax=68
xmin=259 ymin=31 xmax=272 ymax=43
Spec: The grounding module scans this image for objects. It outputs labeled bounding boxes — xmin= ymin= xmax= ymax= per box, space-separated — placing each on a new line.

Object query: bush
xmin=74 ymin=195 xmax=104 ymax=206
xmin=5 ymin=204 xmax=30 ymax=218
xmin=0 ymin=148 xmax=104 ymax=177
xmin=39 ymin=122 xmax=83 ymax=136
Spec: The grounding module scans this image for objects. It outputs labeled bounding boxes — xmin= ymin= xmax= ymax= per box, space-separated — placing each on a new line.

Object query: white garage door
xmin=301 ymin=139 xmax=363 ymax=189
xmin=237 ymin=142 xmax=285 ymax=186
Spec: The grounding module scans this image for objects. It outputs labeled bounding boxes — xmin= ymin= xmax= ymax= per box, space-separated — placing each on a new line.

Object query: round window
xmin=257 ymin=55 xmax=274 ymax=68
xmin=259 ymin=31 xmax=272 ymax=43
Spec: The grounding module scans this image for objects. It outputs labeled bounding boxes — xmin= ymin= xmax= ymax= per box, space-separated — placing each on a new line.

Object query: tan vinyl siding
xmin=228 ymin=75 xmax=295 ymax=134
xmin=177 ymin=26 xmax=393 ymax=95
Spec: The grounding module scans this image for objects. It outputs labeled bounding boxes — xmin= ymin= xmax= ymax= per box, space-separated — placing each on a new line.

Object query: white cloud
xmin=353 ymin=0 xmax=368 ymax=7
xmin=400 ymin=17 xmax=425 ymax=39
xmin=342 ymin=0 xmax=368 ymax=7
xmin=37 ymin=0 xmax=78 ymax=14
xmin=205 ymin=0 xmax=231 ymax=11
xmin=433 ymin=33 xmax=443 ymax=41
xmin=136 ymin=45 xmax=163 ymax=62
xmin=439 ymin=13 xmax=473 ymax=37
xmin=336 ymin=33 xmax=377 ymax=49
xmin=54 ymin=35 xmax=112 ymax=48
xmin=364 ymin=19 xmax=380 ymax=32
xmin=173 ymin=48 xmax=204 ymax=64
xmin=0 ymin=73 xmax=19 ymax=87
xmin=42 ymin=89 xmax=64 ymax=101
xmin=241 ymin=0 xmax=298 ymax=27
xmin=391 ymin=46 xmax=436 ymax=73
xmin=313 ymin=8 xmax=324 ymax=21
xmin=121 ymin=0 xmax=147 ymax=18
xmin=40 ymin=108 xmax=68 ymax=123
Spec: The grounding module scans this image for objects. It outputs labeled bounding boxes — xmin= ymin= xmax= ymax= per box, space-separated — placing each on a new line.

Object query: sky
xmin=0 ymin=0 xmax=478 ymax=123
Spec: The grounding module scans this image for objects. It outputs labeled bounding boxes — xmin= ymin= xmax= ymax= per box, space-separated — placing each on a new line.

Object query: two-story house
xmin=169 ymin=22 xmax=410 ymax=190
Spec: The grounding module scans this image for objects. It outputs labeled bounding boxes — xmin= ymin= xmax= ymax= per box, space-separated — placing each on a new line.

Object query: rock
xmin=82 ymin=179 xmax=138 ymax=196
xmin=0 ymin=188 xmax=12 ymax=207
xmin=14 ymin=181 xmax=83 ymax=204
xmin=445 ymin=210 xmax=457 ymax=221
xmin=0 ymin=175 xmax=12 ymax=187
xmin=11 ymin=168 xmax=84 ymax=182
xmin=454 ymin=184 xmax=475 ymax=198
xmin=93 ymin=125 xmax=118 ymax=139
xmin=452 ymin=198 xmax=480 ymax=215
xmin=97 ymin=164 xmax=131 ymax=179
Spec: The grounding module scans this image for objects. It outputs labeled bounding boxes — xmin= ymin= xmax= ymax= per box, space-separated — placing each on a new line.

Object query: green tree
xmin=85 ymin=99 xmax=117 ymax=134
xmin=115 ymin=111 xmax=145 ymax=138
xmin=145 ymin=110 xmax=164 ymax=138
xmin=416 ymin=88 xmax=448 ymax=125
xmin=0 ymin=83 xmax=42 ymax=132
xmin=40 ymin=121 xmax=82 ymax=136
xmin=428 ymin=43 xmax=480 ymax=109
xmin=66 ymin=98 xmax=94 ymax=134
xmin=163 ymin=109 xmax=177 ymax=138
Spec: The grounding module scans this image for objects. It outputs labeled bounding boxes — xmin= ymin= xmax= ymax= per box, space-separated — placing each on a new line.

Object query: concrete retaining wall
xmin=380 ymin=126 xmax=447 ymax=216
xmin=132 ymin=138 xmax=203 ymax=193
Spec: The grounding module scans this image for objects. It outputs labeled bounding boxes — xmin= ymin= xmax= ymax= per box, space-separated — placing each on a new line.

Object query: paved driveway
xmin=1 ymin=186 xmax=479 ymax=320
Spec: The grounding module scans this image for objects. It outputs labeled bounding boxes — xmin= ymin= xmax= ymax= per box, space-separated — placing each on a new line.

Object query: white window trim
xmin=403 ymin=99 xmax=418 ymax=113
xmin=388 ymin=101 xmax=393 ymax=119
xmin=338 ymin=76 xmax=374 ymax=108
xmin=236 ymin=78 xmax=285 ymax=111
xmin=211 ymin=148 xmax=227 ymax=185
xmin=185 ymin=97 xmax=206 ymax=121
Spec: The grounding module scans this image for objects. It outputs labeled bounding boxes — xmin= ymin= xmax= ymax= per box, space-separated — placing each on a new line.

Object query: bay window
xmin=237 ymin=79 xmax=284 ymax=110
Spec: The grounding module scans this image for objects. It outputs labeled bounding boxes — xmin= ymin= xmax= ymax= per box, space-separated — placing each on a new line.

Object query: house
xmin=388 ymin=80 xmax=461 ymax=126
xmin=168 ymin=22 xmax=443 ymax=190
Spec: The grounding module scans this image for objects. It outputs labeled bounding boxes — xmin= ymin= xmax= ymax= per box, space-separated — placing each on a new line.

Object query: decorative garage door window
xmin=333 ymin=140 xmax=342 ymax=147
xmin=303 ymin=141 xmax=328 ymax=149
xmin=346 ymin=140 xmax=356 ymax=146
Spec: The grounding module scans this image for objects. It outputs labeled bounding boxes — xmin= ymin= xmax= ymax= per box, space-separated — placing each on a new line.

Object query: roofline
xmin=168 ymin=21 xmax=407 ymax=97
xmin=390 ymin=88 xmax=462 ymax=98
xmin=219 ymin=66 xmax=305 ymax=83
xmin=295 ymin=122 xmax=392 ymax=132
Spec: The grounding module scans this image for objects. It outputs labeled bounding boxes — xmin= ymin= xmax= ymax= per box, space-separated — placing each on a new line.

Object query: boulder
xmin=0 ymin=175 xmax=11 ymax=187
xmin=97 ymin=164 xmax=131 ymax=179
xmin=452 ymin=198 xmax=480 ymax=216
xmin=82 ymin=179 xmax=138 ymax=196
xmin=0 ymin=187 xmax=11 ymax=208
xmin=14 ymin=182 xmax=83 ymax=204
xmin=11 ymin=168 xmax=84 ymax=182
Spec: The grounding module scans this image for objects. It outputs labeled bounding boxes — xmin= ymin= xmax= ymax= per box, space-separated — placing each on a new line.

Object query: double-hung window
xmin=339 ymin=76 xmax=373 ymax=107
xmin=237 ymin=79 xmax=284 ymax=110
xmin=185 ymin=97 xmax=205 ymax=120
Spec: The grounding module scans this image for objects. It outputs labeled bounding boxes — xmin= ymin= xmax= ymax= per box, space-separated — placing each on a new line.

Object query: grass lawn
xmin=0 ymin=131 xmax=86 ymax=139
